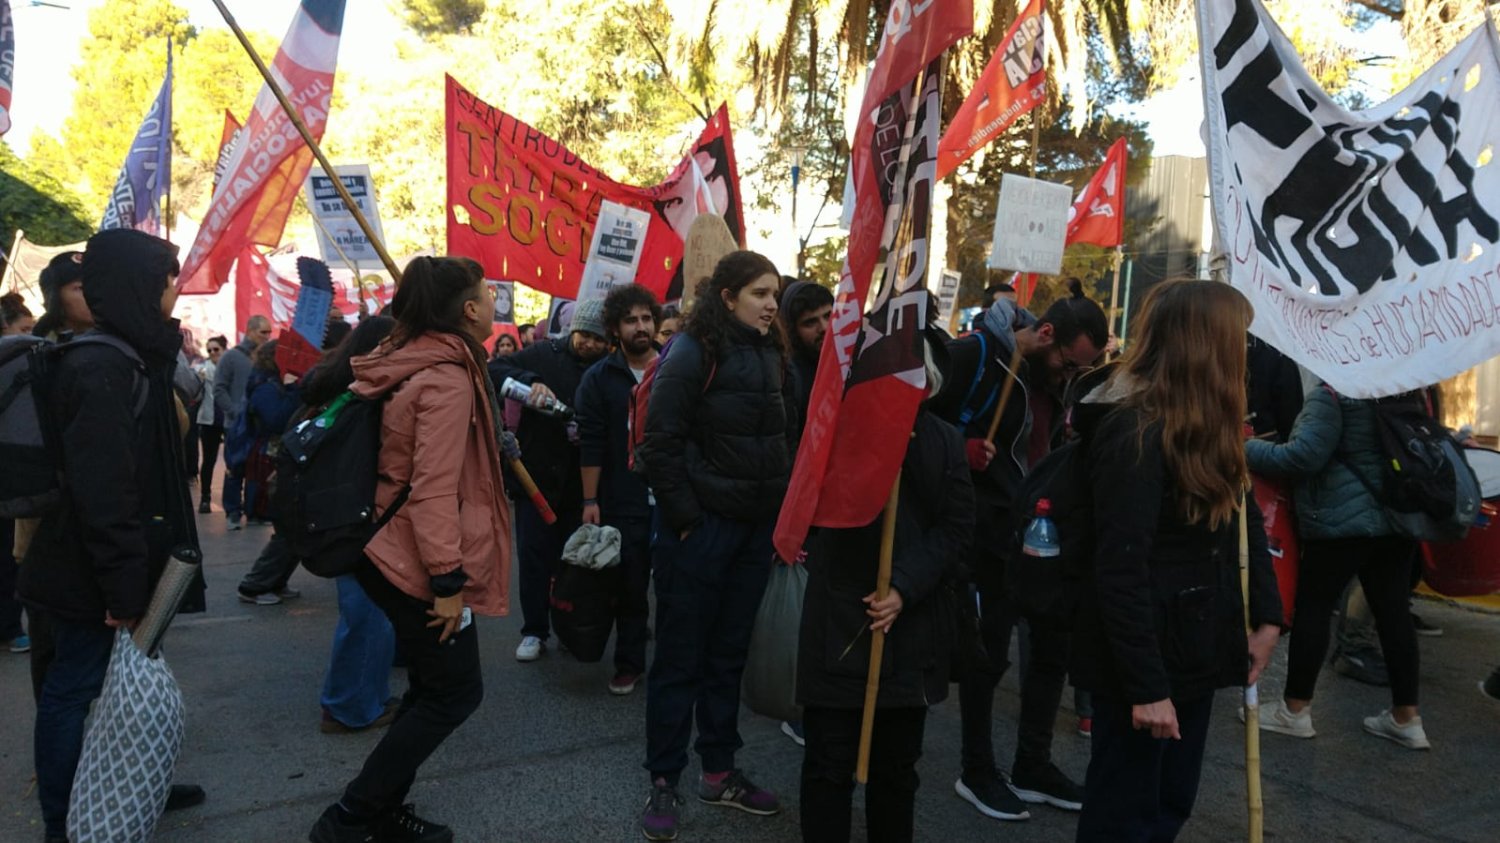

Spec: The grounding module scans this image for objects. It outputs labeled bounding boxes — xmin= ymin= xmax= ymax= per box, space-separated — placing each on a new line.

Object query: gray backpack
xmin=0 ymin=331 xmax=146 ymax=518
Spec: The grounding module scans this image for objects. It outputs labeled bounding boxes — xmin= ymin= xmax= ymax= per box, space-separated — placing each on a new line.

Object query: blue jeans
xmin=321 ymin=575 xmax=395 ymax=727
xmin=514 ymin=498 xmax=580 ymax=640
xmin=222 ymin=463 xmax=246 ymax=522
xmin=33 ymin=615 xmax=115 ymax=837
xmin=1076 ymin=694 xmax=1214 ymax=843
xmin=643 ymin=511 xmax=773 ymax=784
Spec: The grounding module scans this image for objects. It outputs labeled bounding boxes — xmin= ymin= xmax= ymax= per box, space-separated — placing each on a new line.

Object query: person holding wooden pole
xmin=1068 ymin=280 xmax=1281 ymax=842
xmin=796 ymin=331 xmax=974 ymax=843
xmin=927 ymin=291 xmax=1107 ymax=822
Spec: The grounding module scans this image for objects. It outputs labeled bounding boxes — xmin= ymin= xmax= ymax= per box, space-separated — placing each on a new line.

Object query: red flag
xmin=233 ymin=247 xmax=274 ymax=335
xmin=1065 ymin=138 xmax=1127 ymax=248
xmin=935 ymin=0 xmax=1046 ymax=180
xmin=773 ymin=1 xmax=973 ymax=562
xmin=445 ymin=77 xmax=745 ymax=301
xmin=211 ymin=110 xmax=243 ymax=197
xmin=178 ymin=1 xmax=347 ymax=293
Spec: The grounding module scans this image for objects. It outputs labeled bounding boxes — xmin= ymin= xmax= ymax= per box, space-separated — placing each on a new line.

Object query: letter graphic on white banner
xmin=1199 ymin=0 xmax=1500 ymax=398
xmin=989 ymin=174 xmax=1071 ymax=274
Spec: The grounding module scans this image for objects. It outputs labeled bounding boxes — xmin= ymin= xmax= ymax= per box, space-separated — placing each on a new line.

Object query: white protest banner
xmin=935 ymin=268 xmax=962 ymax=329
xmin=989 ymin=173 xmax=1071 ymax=274
xmin=304 ymin=164 xmax=387 ymax=269
xmin=1200 ymin=0 xmax=1500 ymax=398
xmin=577 ymin=200 xmax=651 ymax=303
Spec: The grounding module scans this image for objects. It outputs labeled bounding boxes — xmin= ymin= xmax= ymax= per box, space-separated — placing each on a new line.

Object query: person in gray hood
xmin=213 ymin=314 xmax=271 ymax=529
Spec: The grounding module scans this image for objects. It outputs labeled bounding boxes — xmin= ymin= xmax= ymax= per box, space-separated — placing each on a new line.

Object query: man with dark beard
xmin=778 ymin=280 xmax=832 ymax=430
xmin=929 ymin=293 xmax=1106 ymax=824
xmin=575 ymin=284 xmax=662 ymax=695
xmin=491 ymin=296 xmax=611 ymax=662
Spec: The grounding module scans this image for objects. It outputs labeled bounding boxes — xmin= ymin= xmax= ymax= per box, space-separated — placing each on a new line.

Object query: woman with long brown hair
xmin=1069 ymin=280 xmax=1283 ymax=842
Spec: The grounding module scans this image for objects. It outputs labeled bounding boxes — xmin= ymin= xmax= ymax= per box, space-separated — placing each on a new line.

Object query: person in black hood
xmin=779 ymin=280 xmax=832 ymax=435
xmin=19 ymin=229 xmax=206 ymax=841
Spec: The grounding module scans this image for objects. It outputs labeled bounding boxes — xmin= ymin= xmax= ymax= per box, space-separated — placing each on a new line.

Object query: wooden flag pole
xmin=1240 ymin=496 xmax=1265 ymax=843
xmin=855 ymin=471 xmax=902 ymax=783
xmin=1107 ymin=245 xmax=1124 ymax=344
xmin=210 ymin=0 xmax=403 ymax=283
xmin=983 ymin=344 xmax=1025 ymax=445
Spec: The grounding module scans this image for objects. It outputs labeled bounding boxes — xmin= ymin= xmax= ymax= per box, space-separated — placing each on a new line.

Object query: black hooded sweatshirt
xmin=20 ymin=229 xmax=205 ymax=624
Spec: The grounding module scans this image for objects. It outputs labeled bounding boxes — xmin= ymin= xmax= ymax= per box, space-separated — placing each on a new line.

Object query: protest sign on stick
xmin=304 ymin=164 xmax=387 ymax=270
xmin=576 ymin=201 xmax=651 ymax=304
xmin=989 ymin=174 xmax=1071 ymax=275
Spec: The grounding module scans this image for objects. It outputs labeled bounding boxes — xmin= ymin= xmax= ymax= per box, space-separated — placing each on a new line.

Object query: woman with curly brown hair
xmin=636 ymin=250 xmax=794 ymax=841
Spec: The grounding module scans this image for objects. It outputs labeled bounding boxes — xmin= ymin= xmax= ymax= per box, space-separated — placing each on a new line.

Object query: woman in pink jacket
xmin=310 ymin=256 xmax=511 ymax=843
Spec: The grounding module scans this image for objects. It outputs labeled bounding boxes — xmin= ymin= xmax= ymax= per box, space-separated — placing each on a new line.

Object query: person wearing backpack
xmin=1070 ymin=280 xmax=1282 ymax=843
xmin=18 ymin=229 xmax=209 ymax=842
xmin=489 ymin=297 xmax=610 ymax=663
xmin=309 ymin=256 xmax=510 ymax=843
xmin=927 ymin=293 xmax=1107 ymax=821
xmin=235 ymin=340 xmax=308 ymax=606
xmin=636 ymin=250 xmax=793 ymax=841
xmin=1245 ymin=385 xmax=1430 ymax=749
xmin=214 ymin=314 xmax=273 ymax=531
xmin=575 ymin=284 xmax=661 ymax=696
xmin=796 ymin=331 xmax=975 ymax=843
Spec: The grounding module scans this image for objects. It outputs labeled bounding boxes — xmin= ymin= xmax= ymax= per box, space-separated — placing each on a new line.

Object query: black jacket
xmin=1068 ymin=391 xmax=1282 ymax=705
xmin=489 ymin=338 xmax=594 ymax=514
xmin=797 ymin=410 xmax=974 ymax=709
xmin=929 ymin=325 xmax=1031 ymax=516
xmin=20 ymin=230 xmax=203 ymax=624
xmin=575 ymin=348 xmax=653 ymax=520
xmin=639 ymin=326 xmax=792 ymax=532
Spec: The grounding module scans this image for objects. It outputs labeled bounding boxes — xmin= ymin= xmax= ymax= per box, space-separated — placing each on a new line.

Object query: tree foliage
xmin=0 ymin=143 xmax=93 ymax=257
xmin=398 ymin=0 xmax=487 ymax=37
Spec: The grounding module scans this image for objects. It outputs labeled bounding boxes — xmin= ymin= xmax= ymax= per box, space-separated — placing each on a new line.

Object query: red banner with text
xmin=445 ymin=75 xmax=744 ymax=300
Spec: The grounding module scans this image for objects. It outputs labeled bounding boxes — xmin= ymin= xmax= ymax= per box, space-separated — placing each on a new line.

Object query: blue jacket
xmin=1245 ymin=385 xmax=1394 ymax=541
xmin=575 ymin=348 xmax=653 ymax=521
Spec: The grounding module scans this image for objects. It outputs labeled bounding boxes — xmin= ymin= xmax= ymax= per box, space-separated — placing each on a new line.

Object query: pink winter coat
xmin=351 ymin=332 xmax=511 ymax=615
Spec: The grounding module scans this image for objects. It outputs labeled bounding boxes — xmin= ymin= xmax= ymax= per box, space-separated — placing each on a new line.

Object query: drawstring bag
xmin=742 ymin=558 xmax=808 ymax=722
xmin=552 ymin=524 xmax=623 ymax=662
xmin=68 ymin=630 xmax=184 ymax=843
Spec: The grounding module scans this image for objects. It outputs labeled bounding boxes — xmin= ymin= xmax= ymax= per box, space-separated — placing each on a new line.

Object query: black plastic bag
xmin=551 ymin=563 xmax=620 ymax=663
xmin=742 ymin=560 xmax=808 ymax=722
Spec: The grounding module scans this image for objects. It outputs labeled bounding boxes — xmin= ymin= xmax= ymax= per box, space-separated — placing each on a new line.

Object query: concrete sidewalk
xmin=3 ymin=509 xmax=1498 ymax=842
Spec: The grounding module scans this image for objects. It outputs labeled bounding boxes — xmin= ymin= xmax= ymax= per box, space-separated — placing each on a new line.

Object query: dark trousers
xmin=198 ymin=424 xmax=223 ymax=497
xmin=183 ymin=419 xmax=200 ymax=479
xmin=29 ymin=608 xmax=55 ymax=703
xmin=1076 ymin=694 xmax=1214 ymax=843
xmin=610 ymin=515 xmax=652 ymax=676
xmin=515 ymin=498 xmax=580 ymax=640
xmin=800 ymin=706 xmax=927 ymax=843
xmin=1287 ymin=536 xmax=1420 ymax=707
xmin=342 ymin=564 xmax=484 ymax=819
xmin=32 ymin=614 xmax=115 ymax=837
xmin=644 ymin=511 xmax=772 ymax=785
xmin=0 ymin=519 xmax=23 ymax=640
xmin=238 ymin=531 xmax=298 ymax=596
xmin=957 ymin=590 xmax=1070 ymax=776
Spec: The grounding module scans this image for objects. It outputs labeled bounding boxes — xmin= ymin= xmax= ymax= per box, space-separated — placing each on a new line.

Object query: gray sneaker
xmin=1363 ymin=709 xmax=1430 ymax=750
xmin=238 ymin=589 xmax=281 ymax=606
xmin=641 ymin=780 xmax=681 ymax=841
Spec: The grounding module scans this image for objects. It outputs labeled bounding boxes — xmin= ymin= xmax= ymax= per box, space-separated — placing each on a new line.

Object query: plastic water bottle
xmin=500 ymin=376 xmax=575 ymax=421
xmin=1022 ymin=498 xmax=1060 ymax=558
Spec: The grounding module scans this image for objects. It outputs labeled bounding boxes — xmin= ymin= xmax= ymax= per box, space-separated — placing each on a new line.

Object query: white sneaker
xmin=1363 ymin=710 xmax=1430 ymax=750
xmin=515 ymin=636 xmax=545 ymax=662
xmin=1256 ymin=700 xmax=1316 ymax=738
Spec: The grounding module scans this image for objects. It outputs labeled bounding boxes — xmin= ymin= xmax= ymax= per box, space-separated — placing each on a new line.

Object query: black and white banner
xmin=1200 ymin=0 xmax=1500 ymax=397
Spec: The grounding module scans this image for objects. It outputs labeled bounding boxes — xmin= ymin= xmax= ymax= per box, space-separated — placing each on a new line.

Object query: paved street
xmin=4 ymin=497 xmax=1500 ymax=842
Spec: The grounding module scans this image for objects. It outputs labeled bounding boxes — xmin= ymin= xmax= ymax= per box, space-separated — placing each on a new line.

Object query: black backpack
xmin=272 ymin=391 xmax=409 ymax=578
xmin=1339 ymin=391 xmax=1480 ymax=542
xmin=0 ymin=332 xmax=147 ymax=519
xmin=1005 ymin=438 xmax=1094 ymax=621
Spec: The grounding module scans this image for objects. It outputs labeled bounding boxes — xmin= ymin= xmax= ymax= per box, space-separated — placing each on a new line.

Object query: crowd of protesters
xmin=4 ymin=230 xmax=1484 ymax=843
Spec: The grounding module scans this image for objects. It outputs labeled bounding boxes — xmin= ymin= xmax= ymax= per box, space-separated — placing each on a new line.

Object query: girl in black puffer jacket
xmin=637 ymin=251 xmax=793 ymax=840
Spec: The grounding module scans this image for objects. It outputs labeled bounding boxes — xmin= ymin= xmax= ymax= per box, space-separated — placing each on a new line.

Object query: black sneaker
xmin=308 ymin=805 xmax=374 ymax=843
xmin=954 ymin=769 xmax=1030 ymax=821
xmin=1480 ymin=670 xmax=1500 ymax=702
xmin=641 ymin=779 xmax=682 ymax=841
xmin=371 ymin=804 xmax=453 ymax=843
xmin=165 ymin=784 xmax=206 ymax=811
xmin=1334 ymin=650 xmax=1390 ymax=687
xmin=1010 ymin=763 xmax=1083 ymax=811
